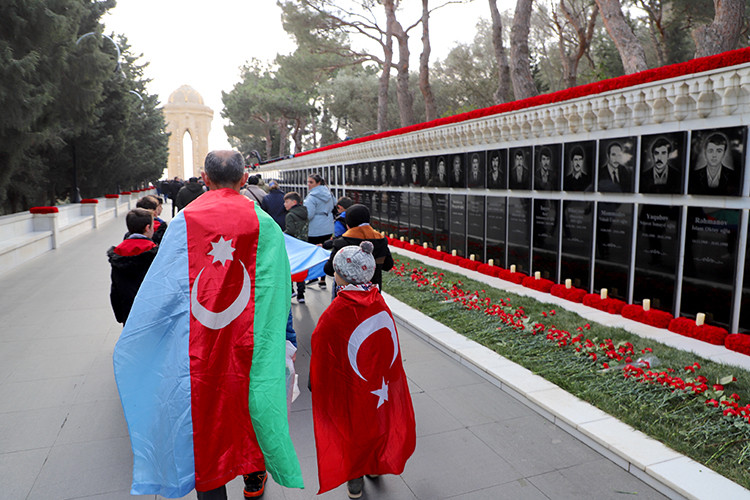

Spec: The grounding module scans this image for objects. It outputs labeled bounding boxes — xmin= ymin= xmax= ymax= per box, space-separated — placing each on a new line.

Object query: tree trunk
xmin=384 ymin=0 xmax=415 ymax=127
xmin=594 ymin=0 xmax=648 ymax=73
xmin=377 ymin=22 xmax=394 ymax=133
xmin=489 ymin=0 xmax=513 ymax=103
xmin=277 ymin=116 xmax=289 ymax=158
xmin=420 ymin=0 xmax=438 ymax=121
xmin=692 ymin=0 xmax=744 ymax=58
xmin=292 ymin=117 xmax=304 ymax=154
xmin=510 ymin=0 xmax=539 ymax=100
xmin=557 ymin=0 xmax=598 ymax=89
xmin=264 ymin=113 xmax=273 ymax=160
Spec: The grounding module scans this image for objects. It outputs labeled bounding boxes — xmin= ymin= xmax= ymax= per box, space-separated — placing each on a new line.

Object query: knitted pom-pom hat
xmin=333 ymin=241 xmax=376 ymax=285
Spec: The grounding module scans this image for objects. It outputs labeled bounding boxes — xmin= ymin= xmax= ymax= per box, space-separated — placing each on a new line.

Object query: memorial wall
xmin=260 ymin=52 xmax=750 ymax=333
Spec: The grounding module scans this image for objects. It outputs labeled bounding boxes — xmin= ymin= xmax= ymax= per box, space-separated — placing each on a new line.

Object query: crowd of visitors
xmin=108 ymin=154 xmax=409 ymax=500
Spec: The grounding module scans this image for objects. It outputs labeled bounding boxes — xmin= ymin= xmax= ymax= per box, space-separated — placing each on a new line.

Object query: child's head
xmin=336 ymin=196 xmax=353 ymax=213
xmin=333 ymin=241 xmax=376 ymax=286
xmin=146 ymin=195 xmax=163 ymax=216
xmin=344 ymin=204 xmax=370 ymax=228
xmin=126 ymin=208 xmax=154 ymax=238
xmin=136 ymin=196 xmax=158 ymax=212
xmin=284 ymin=191 xmax=302 ymax=211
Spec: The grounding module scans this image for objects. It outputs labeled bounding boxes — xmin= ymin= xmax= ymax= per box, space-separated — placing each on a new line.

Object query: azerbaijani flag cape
xmin=285 ymin=234 xmax=329 ymax=283
xmin=310 ymin=286 xmax=416 ymax=493
xmin=113 ymin=189 xmax=304 ymax=497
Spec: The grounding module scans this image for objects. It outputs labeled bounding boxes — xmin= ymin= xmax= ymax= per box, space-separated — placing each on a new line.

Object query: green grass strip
xmin=385 ymin=254 xmax=750 ymax=489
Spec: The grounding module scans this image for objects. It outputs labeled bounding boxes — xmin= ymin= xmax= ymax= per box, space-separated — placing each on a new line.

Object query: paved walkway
xmin=0 ymin=203 xmax=668 ymax=499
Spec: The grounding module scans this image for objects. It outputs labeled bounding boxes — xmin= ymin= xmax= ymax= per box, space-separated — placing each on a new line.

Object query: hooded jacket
xmin=323 ymin=225 xmax=394 ymax=290
xmin=284 ymin=204 xmax=309 ymax=241
xmin=107 ymin=237 xmax=158 ymax=323
xmin=304 ymin=185 xmax=334 ymax=238
xmin=175 ymin=182 xmax=204 ymax=211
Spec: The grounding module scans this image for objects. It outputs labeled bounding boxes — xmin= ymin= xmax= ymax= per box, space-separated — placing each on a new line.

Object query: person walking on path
xmin=175 ymin=177 xmax=204 ymax=211
xmin=304 ymin=174 xmax=334 ymax=289
xmin=113 ymin=150 xmax=303 ymax=500
xmin=260 ymin=180 xmax=286 ymax=230
xmin=284 ymin=191 xmax=309 ymax=303
xmin=310 ymin=242 xmax=416 ymax=498
xmin=323 ymin=204 xmax=394 ymax=294
xmin=107 ymin=208 xmax=158 ymax=324
xmin=241 ymin=175 xmax=267 ymax=205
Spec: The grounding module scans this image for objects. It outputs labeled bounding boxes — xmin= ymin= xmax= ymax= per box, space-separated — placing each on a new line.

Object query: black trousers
xmin=196 ymin=485 xmax=226 ymax=500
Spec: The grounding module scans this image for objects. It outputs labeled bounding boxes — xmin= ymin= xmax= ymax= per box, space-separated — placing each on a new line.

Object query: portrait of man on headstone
xmin=389 ymin=161 xmax=398 ymax=186
xmin=688 ymin=127 xmax=746 ymax=197
xmin=598 ymin=138 xmax=636 ymax=193
xmin=433 ymin=156 xmax=449 ymax=187
xmin=354 ymin=164 xmax=363 ymax=185
xmin=533 ymin=145 xmax=560 ymax=191
xmin=467 ymin=152 xmax=484 ymax=188
xmin=640 ymin=132 xmax=685 ymax=194
xmin=380 ymin=162 xmax=388 ymax=186
xmin=509 ymin=147 xmax=531 ymax=190
xmin=362 ymin=164 xmax=371 ymax=186
xmin=450 ymin=153 xmax=466 ymax=188
xmin=398 ymin=160 xmax=408 ymax=186
xmin=563 ymin=142 xmax=593 ymax=191
xmin=410 ymin=159 xmax=420 ymax=186
xmin=487 ymin=149 xmax=506 ymax=189
xmin=422 ymin=157 xmax=434 ymax=186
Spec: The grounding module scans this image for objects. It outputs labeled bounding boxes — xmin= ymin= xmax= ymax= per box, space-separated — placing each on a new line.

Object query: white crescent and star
xmin=347 ymin=310 xmax=399 ymax=409
xmin=190 ymin=236 xmax=252 ymax=330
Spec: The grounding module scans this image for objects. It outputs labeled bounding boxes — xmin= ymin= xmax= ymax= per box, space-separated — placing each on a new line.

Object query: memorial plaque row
xmin=348 ymin=189 xmax=749 ymax=330
xmin=281 ymin=126 xmax=747 ymax=197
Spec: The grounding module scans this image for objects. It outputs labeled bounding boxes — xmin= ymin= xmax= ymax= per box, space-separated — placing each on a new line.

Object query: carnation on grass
xmin=387 ymin=255 xmax=750 ymax=489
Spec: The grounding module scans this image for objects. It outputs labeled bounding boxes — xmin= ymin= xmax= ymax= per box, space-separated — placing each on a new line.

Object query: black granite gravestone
xmin=507 ymin=197 xmax=531 ymax=273
xmin=594 ymin=202 xmax=633 ymax=300
xmin=486 ymin=197 xmax=506 ymax=267
xmin=533 ymin=199 xmax=560 ymax=281
xmin=561 ymin=201 xmax=593 ymax=290
xmin=450 ymin=195 xmax=467 ymax=257
xmin=467 ymin=196 xmax=485 ymax=261
xmin=681 ymin=206 xmax=740 ymax=327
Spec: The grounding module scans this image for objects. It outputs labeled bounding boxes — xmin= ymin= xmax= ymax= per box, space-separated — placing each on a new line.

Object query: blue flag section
xmin=285 ymin=234 xmax=330 ymax=282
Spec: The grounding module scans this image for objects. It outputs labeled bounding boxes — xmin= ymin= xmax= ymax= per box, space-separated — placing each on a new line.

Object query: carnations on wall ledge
xmin=621 ymin=304 xmax=674 ymax=329
xmin=550 ymin=284 xmax=587 ymax=303
xmin=668 ymin=317 xmax=729 ymax=345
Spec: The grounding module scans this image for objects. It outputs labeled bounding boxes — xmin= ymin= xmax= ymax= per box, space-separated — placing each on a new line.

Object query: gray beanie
xmin=333 ymin=241 xmax=376 ymax=285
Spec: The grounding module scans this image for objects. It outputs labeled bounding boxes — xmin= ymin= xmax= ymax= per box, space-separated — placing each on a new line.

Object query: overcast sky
xmin=103 ymin=0 xmax=506 ymax=154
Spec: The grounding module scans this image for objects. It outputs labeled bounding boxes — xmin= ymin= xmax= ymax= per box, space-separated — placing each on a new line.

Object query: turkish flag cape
xmin=311 ymin=286 xmax=416 ymax=494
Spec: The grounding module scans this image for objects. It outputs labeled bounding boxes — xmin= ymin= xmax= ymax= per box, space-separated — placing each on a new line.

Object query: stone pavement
xmin=0 ymin=203 xmax=669 ymax=500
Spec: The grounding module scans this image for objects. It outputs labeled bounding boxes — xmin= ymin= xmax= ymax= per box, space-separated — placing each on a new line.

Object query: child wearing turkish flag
xmin=310 ymin=242 xmax=416 ymax=498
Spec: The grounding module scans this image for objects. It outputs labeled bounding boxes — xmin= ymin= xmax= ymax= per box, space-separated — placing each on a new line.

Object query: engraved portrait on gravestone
xmin=423 ymin=157 xmax=434 ymax=186
xmin=410 ymin=159 xmax=420 ymax=186
xmin=598 ymin=137 xmax=636 ymax=193
xmin=389 ymin=161 xmax=398 ymax=186
xmin=379 ymin=162 xmax=387 ymax=186
xmin=563 ymin=141 xmax=594 ymax=191
xmin=467 ymin=152 xmax=485 ymax=188
xmin=362 ymin=163 xmax=371 ymax=186
xmin=432 ymin=156 xmax=449 ymax=187
xmin=487 ymin=149 xmax=507 ymax=189
xmin=399 ymin=160 xmax=408 ymax=186
xmin=640 ymin=132 xmax=686 ymax=194
xmin=451 ymin=153 xmax=466 ymax=188
xmin=509 ymin=147 xmax=532 ymax=189
xmin=533 ymin=145 xmax=560 ymax=191
xmin=688 ymin=127 xmax=746 ymax=196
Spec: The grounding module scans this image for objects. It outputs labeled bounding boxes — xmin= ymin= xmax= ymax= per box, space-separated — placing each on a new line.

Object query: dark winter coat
xmin=323 ymin=225 xmax=394 ymax=290
xmin=107 ymin=237 xmax=158 ymax=324
xmin=284 ymin=204 xmax=308 ymax=241
xmin=260 ymin=189 xmax=286 ymax=230
xmin=175 ymin=182 xmax=204 ymax=211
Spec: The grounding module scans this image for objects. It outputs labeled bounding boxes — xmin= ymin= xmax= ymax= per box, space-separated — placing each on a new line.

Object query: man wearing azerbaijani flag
xmin=114 ymin=150 xmax=303 ymax=499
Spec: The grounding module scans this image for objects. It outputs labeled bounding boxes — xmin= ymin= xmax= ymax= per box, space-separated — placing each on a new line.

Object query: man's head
xmin=539 ymin=148 xmax=552 ymax=172
xmin=284 ymin=191 xmax=302 ymax=211
xmin=126 ymin=208 xmax=154 ymax=238
xmin=490 ymin=154 xmax=500 ymax=173
xmin=268 ymin=180 xmax=279 ymax=190
xmin=650 ymin=138 xmax=672 ymax=173
xmin=570 ymin=146 xmax=584 ymax=174
xmin=202 ymin=150 xmax=247 ymax=190
xmin=704 ymin=133 xmax=728 ymax=168
xmin=514 ymin=151 xmax=525 ymax=168
xmin=333 ymin=241 xmax=376 ymax=286
xmin=136 ymin=196 xmax=158 ymax=212
xmin=399 ymin=161 xmax=406 ymax=177
xmin=437 ymin=158 xmax=446 ymax=178
xmin=607 ymin=142 xmax=623 ymax=168
xmin=247 ymin=175 xmax=260 ymax=185
xmin=411 ymin=161 xmax=419 ymax=181
xmin=423 ymin=159 xmax=431 ymax=178
xmin=452 ymin=155 xmax=462 ymax=174
xmin=471 ymin=154 xmax=480 ymax=178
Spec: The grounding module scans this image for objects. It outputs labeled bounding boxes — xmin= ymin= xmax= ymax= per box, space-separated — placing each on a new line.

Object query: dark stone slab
xmin=594 ymin=202 xmax=633 ymax=301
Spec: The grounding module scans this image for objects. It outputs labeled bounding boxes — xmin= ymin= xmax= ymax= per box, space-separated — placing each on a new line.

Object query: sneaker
xmin=346 ymin=477 xmax=364 ymax=499
xmin=297 ymin=296 xmax=305 ymax=304
xmin=291 ymin=291 xmax=297 ymax=299
xmin=243 ymin=471 xmax=268 ymax=498
xmin=318 ymin=279 xmax=327 ymax=289
xmin=366 ymin=474 xmax=380 ymax=479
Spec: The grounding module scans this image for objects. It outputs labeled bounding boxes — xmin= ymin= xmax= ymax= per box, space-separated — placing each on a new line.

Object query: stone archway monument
xmin=163 ymin=85 xmax=213 ymax=180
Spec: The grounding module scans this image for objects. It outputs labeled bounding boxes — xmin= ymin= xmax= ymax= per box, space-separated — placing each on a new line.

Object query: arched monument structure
xmin=163 ymin=85 xmax=213 ymax=180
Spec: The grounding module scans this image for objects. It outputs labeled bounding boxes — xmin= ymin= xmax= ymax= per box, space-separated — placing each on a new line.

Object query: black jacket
xmin=107 ymin=239 xmax=158 ymax=324
xmin=175 ymin=183 xmax=204 ymax=211
xmin=323 ymin=225 xmax=394 ymax=289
